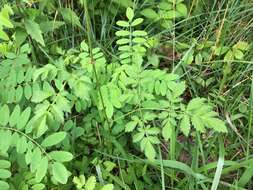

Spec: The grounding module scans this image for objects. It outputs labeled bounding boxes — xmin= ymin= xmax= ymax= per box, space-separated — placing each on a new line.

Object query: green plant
xmin=140 ymin=0 xmax=188 ymax=28
xmin=73 ymin=175 xmax=113 ymax=190
xmin=0 ymin=4 xmax=13 ymax=56
xmin=0 ymin=5 xmax=227 ymax=188
xmin=112 ymin=7 xmax=227 ymax=159
xmin=1 ymin=0 xmax=253 ymax=189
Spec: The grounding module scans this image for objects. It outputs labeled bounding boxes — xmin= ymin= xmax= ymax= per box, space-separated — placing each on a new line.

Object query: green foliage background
xmin=0 ymin=0 xmax=253 ymax=189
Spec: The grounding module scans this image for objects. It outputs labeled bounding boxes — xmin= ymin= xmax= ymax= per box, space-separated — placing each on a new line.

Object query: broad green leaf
xmin=35 ymin=157 xmax=48 ymax=182
xmin=32 ymin=90 xmax=52 ymax=103
xmin=182 ymin=49 xmax=194 ymax=65
xmin=85 ymin=176 xmax=96 ymax=190
xmin=30 ymin=148 xmax=42 ymax=173
xmin=92 ymin=47 xmax=100 ymax=54
xmin=115 ymin=30 xmax=130 ymax=36
xmin=51 ymin=104 xmax=64 ymax=122
xmin=160 ymin=80 xmax=167 ymax=95
xmin=101 ymin=184 xmax=114 ymax=190
xmin=16 ymin=136 xmax=27 ymax=154
xmin=0 ymin=104 xmax=9 ymax=126
xmin=79 ymin=175 xmax=86 ymax=186
xmin=49 ymin=151 xmax=73 ymax=162
xmin=0 ymin=13 xmax=13 ymax=28
xmin=214 ymin=46 xmax=229 ymax=56
xmin=41 ymin=132 xmax=67 ymax=147
xmin=0 ymin=160 xmax=10 ymax=169
xmin=125 ymin=121 xmax=138 ymax=132
xmin=195 ymin=53 xmax=203 ymax=65
xmin=191 ymin=115 xmax=205 ymax=132
xmin=73 ymin=176 xmax=83 ymax=189
xmin=116 ymin=38 xmax=130 ymax=45
xmin=24 ymin=84 xmax=32 ymax=100
xmin=81 ymin=41 xmax=89 ymax=51
xmin=133 ymin=37 xmax=146 ymax=43
xmin=180 ymin=115 xmax=190 ymax=136
xmin=24 ymin=19 xmax=45 ymax=46
xmin=15 ymin=85 xmax=23 ymax=102
xmin=187 ymin=98 xmax=206 ymax=111
xmin=118 ymin=52 xmax=132 ymax=59
xmin=118 ymin=45 xmax=131 ymax=51
xmin=146 ymin=127 xmax=160 ymax=135
xmin=73 ymin=175 xmax=86 ymax=188
xmin=131 ymin=18 xmax=143 ymax=26
xmin=132 ymin=30 xmax=147 ymax=36
xmin=116 ymin=21 xmax=130 ymax=27
xmin=36 ymin=115 xmax=48 ymax=138
xmin=17 ymin=70 xmax=25 ymax=84
xmin=0 ymin=30 xmax=9 ymax=40
xmin=33 ymin=68 xmax=46 ymax=81
xmin=233 ymin=41 xmax=249 ymax=51
xmin=0 ymin=180 xmax=9 ymax=190
xmin=164 ymin=10 xmax=178 ymax=19
xmin=32 ymin=183 xmax=45 ymax=190
xmin=159 ymin=2 xmax=173 ymax=10
xmin=15 ymin=27 xmax=28 ymax=47
xmin=126 ymin=7 xmax=134 ymax=21
xmin=206 ymin=118 xmax=227 ymax=133
xmin=224 ymin=50 xmax=234 ymax=61
xmin=17 ymin=107 xmax=31 ymax=129
xmin=0 ymin=169 xmax=11 ymax=179
xmin=140 ymin=8 xmax=159 ymax=20
xmin=133 ymin=132 xmax=145 ymax=143
xmin=104 ymin=161 xmax=116 ymax=172
xmin=110 ymin=86 xmax=122 ymax=108
xmin=176 ymin=3 xmax=187 ymax=17
xmin=25 ymin=149 xmax=33 ymax=165
xmin=105 ymin=102 xmax=114 ymax=119
xmin=144 ymin=140 xmax=156 ymax=159
xmin=162 ymin=121 xmax=172 ymax=141
xmin=0 ymin=131 xmax=11 ymax=153
xmin=59 ymin=8 xmax=82 ymax=28
xmin=233 ymin=49 xmax=244 ymax=60
xmin=1 ymin=4 xmax=13 ymax=16
xmin=52 ymin=162 xmax=69 ymax=184
xmin=147 ymin=54 xmax=159 ymax=67
xmin=9 ymin=105 xmax=20 ymax=127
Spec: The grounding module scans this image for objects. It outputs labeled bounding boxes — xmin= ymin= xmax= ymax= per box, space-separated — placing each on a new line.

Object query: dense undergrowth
xmin=0 ymin=0 xmax=253 ymax=189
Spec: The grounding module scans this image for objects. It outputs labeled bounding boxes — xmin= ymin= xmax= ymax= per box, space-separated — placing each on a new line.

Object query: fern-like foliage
xmin=0 ymin=104 xmax=73 ymax=189
xmin=116 ymin=7 xmax=148 ymax=64
xmin=111 ymin=8 xmax=227 ymax=159
xmin=0 ymin=5 xmax=228 ymax=189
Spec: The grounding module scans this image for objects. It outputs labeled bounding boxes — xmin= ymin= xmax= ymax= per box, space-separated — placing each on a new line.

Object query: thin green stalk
xmin=197 ymin=132 xmax=206 ymax=166
xmin=211 ymin=135 xmax=225 ymax=190
xmin=1 ymin=127 xmax=52 ymax=161
xmin=83 ymin=0 xmax=110 ymax=127
xmin=159 ymin=147 xmax=165 ymax=190
xmin=246 ymin=74 xmax=253 ymax=159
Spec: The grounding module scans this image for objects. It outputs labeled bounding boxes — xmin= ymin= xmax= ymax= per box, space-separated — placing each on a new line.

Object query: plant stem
xmin=246 ymin=74 xmax=253 ymax=159
xmin=83 ymin=0 xmax=110 ymax=128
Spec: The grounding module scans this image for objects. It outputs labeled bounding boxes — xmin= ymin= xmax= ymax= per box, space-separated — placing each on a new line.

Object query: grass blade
xmin=246 ymin=74 xmax=253 ymax=159
xmin=238 ymin=160 xmax=253 ymax=187
xmin=211 ymin=135 xmax=225 ymax=190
